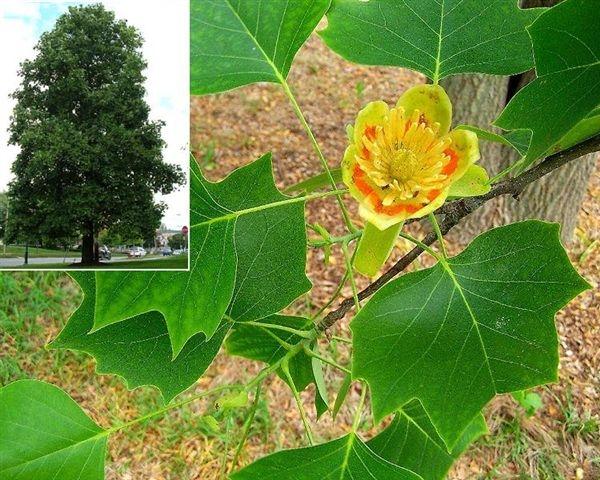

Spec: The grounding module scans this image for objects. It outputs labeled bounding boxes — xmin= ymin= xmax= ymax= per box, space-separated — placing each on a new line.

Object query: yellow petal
xmin=397 ymin=84 xmax=452 ymax=135
xmin=342 ymin=145 xmax=383 ymax=206
xmin=353 ymin=100 xmax=389 ymax=147
xmin=444 ymin=128 xmax=480 ymax=183
xmin=408 ymin=186 xmax=450 ymax=219
xmin=359 ymin=204 xmax=408 ymax=231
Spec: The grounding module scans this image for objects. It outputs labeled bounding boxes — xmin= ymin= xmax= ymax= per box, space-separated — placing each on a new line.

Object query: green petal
xmin=397 ymin=84 xmax=452 ymax=135
xmin=354 ymin=222 xmax=403 ymax=277
xmin=449 ymin=164 xmax=491 ymax=198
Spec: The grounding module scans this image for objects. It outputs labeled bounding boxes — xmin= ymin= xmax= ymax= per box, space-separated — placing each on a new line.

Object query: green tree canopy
xmin=0 ymin=192 xmax=7 ymax=242
xmin=168 ymin=233 xmax=185 ymax=250
xmin=7 ymin=4 xmax=184 ymax=263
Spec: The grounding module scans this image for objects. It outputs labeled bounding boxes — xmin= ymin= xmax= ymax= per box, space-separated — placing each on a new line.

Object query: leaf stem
xmin=398 ymin=231 xmax=441 ymax=261
xmin=220 ymin=415 xmax=233 ymax=478
xmin=428 ymin=213 xmax=448 ymax=259
xmin=312 ymin=271 xmax=349 ymax=320
xmin=282 ymin=358 xmax=314 ymax=445
xmin=279 ymin=76 xmax=356 ymax=233
xmin=231 ymin=382 xmax=262 ymax=470
xmin=303 ymin=345 xmax=352 ymax=374
xmin=242 ymin=320 xmax=314 ymax=339
xmin=342 ymin=241 xmax=361 ymax=312
xmin=487 ymin=158 xmax=524 ymax=184
xmin=352 ymin=384 xmax=368 ymax=432
xmin=195 ymin=188 xmax=348 ymax=228
xmin=308 ymin=230 xmax=362 ymax=248
xmin=332 ymin=335 xmax=352 ymax=345
xmin=245 ymin=337 xmax=310 ymax=391
xmin=105 ymin=384 xmax=239 ymax=436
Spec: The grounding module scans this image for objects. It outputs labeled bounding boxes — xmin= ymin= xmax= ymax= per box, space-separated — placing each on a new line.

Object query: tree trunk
xmin=440 ymin=74 xmax=510 ymax=242
xmin=81 ymin=224 xmax=95 ymax=265
xmin=441 ymin=0 xmax=597 ymax=245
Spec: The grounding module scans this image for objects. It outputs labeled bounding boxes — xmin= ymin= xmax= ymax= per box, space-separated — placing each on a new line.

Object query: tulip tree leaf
xmin=225 ymin=315 xmax=327 ymax=417
xmin=190 ymin=0 xmax=330 ymax=95
xmin=495 ymin=0 xmax=600 ymax=165
xmin=230 ymin=433 xmax=422 ymax=479
xmin=367 ymin=400 xmax=487 ymax=480
xmin=50 ymin=272 xmax=229 ymax=403
xmin=93 ymin=154 xmax=311 ymax=358
xmin=352 ymin=221 xmax=589 ymax=449
xmin=552 ymin=108 xmax=600 ymax=154
xmin=0 ymin=380 xmax=106 ymax=480
xmin=320 ymin=0 xmax=543 ymax=82
xmin=456 ymin=125 xmax=531 ymax=157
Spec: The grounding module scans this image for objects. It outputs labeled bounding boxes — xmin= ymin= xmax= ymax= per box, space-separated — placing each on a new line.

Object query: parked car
xmin=162 ymin=247 xmax=173 ymax=256
xmin=99 ymin=245 xmax=111 ymax=261
xmin=128 ymin=246 xmax=147 ymax=258
xmin=173 ymin=249 xmax=184 ymax=255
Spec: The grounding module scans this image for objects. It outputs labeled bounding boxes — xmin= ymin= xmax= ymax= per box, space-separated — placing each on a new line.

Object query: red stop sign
xmin=181 ymin=225 xmax=189 ymax=235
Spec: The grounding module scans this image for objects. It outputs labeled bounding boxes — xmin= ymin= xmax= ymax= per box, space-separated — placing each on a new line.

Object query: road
xmin=0 ymin=255 xmax=171 ymax=268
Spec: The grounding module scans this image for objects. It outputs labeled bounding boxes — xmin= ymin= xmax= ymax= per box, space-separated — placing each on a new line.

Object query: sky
xmin=0 ymin=0 xmax=189 ymax=230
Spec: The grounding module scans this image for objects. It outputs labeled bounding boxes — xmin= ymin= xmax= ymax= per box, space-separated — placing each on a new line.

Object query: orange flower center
xmin=356 ymin=107 xmax=458 ymax=207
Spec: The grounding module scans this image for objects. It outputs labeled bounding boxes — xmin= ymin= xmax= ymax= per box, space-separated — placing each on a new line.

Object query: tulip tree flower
xmin=342 ymin=84 xmax=482 ymax=276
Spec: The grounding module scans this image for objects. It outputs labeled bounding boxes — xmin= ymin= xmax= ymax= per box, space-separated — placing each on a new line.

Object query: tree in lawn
xmin=7 ymin=4 xmax=184 ymax=264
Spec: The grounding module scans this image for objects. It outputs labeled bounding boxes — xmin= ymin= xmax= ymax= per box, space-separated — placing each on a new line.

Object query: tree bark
xmin=440 ymin=74 xmax=510 ymax=241
xmin=441 ymin=0 xmax=597 ymax=245
xmin=81 ymin=223 xmax=95 ymax=265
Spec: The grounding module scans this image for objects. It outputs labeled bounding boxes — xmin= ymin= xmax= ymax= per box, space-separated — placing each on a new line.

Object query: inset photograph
xmin=0 ymin=0 xmax=189 ymax=270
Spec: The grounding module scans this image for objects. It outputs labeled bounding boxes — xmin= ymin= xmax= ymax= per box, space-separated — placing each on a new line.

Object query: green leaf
xmin=50 ymin=272 xmax=229 ymax=403
xmin=455 ymin=125 xmax=531 ymax=157
xmin=190 ymin=0 xmax=330 ymax=95
xmin=312 ymin=353 xmax=329 ymax=410
xmin=495 ymin=0 xmax=600 ymax=165
xmin=225 ymin=315 xmax=327 ymax=417
xmin=511 ymin=390 xmax=543 ymax=417
xmin=216 ymin=390 xmax=249 ymax=411
xmin=352 ymin=221 xmax=589 ymax=449
xmin=448 ymin=165 xmax=490 ymax=198
xmin=230 ymin=433 xmax=422 ymax=479
xmin=320 ymin=0 xmax=543 ymax=82
xmin=0 ymin=380 xmax=106 ymax=480
xmin=332 ymin=372 xmax=352 ymax=420
xmin=551 ymin=108 xmax=600 ymax=155
xmin=93 ymin=154 xmax=311 ymax=358
xmin=367 ymin=400 xmax=487 ymax=480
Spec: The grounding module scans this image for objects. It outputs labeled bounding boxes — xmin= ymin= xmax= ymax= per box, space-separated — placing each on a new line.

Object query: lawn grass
xmin=7 ymin=254 xmax=188 ymax=270
xmin=0 ymin=245 xmax=80 ymax=258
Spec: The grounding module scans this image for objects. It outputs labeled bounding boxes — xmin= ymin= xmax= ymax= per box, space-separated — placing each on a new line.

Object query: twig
xmin=315 ymin=134 xmax=600 ymax=333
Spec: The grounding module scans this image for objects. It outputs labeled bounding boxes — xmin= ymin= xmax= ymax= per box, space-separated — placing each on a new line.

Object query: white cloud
xmin=0 ymin=0 xmax=189 ymax=230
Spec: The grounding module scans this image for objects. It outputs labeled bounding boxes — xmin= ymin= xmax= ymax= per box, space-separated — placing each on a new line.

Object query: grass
xmin=0 ymin=272 xmax=76 ymax=384
xmin=5 ymin=255 xmax=188 ymax=270
xmin=0 ymin=245 xmax=80 ymax=258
